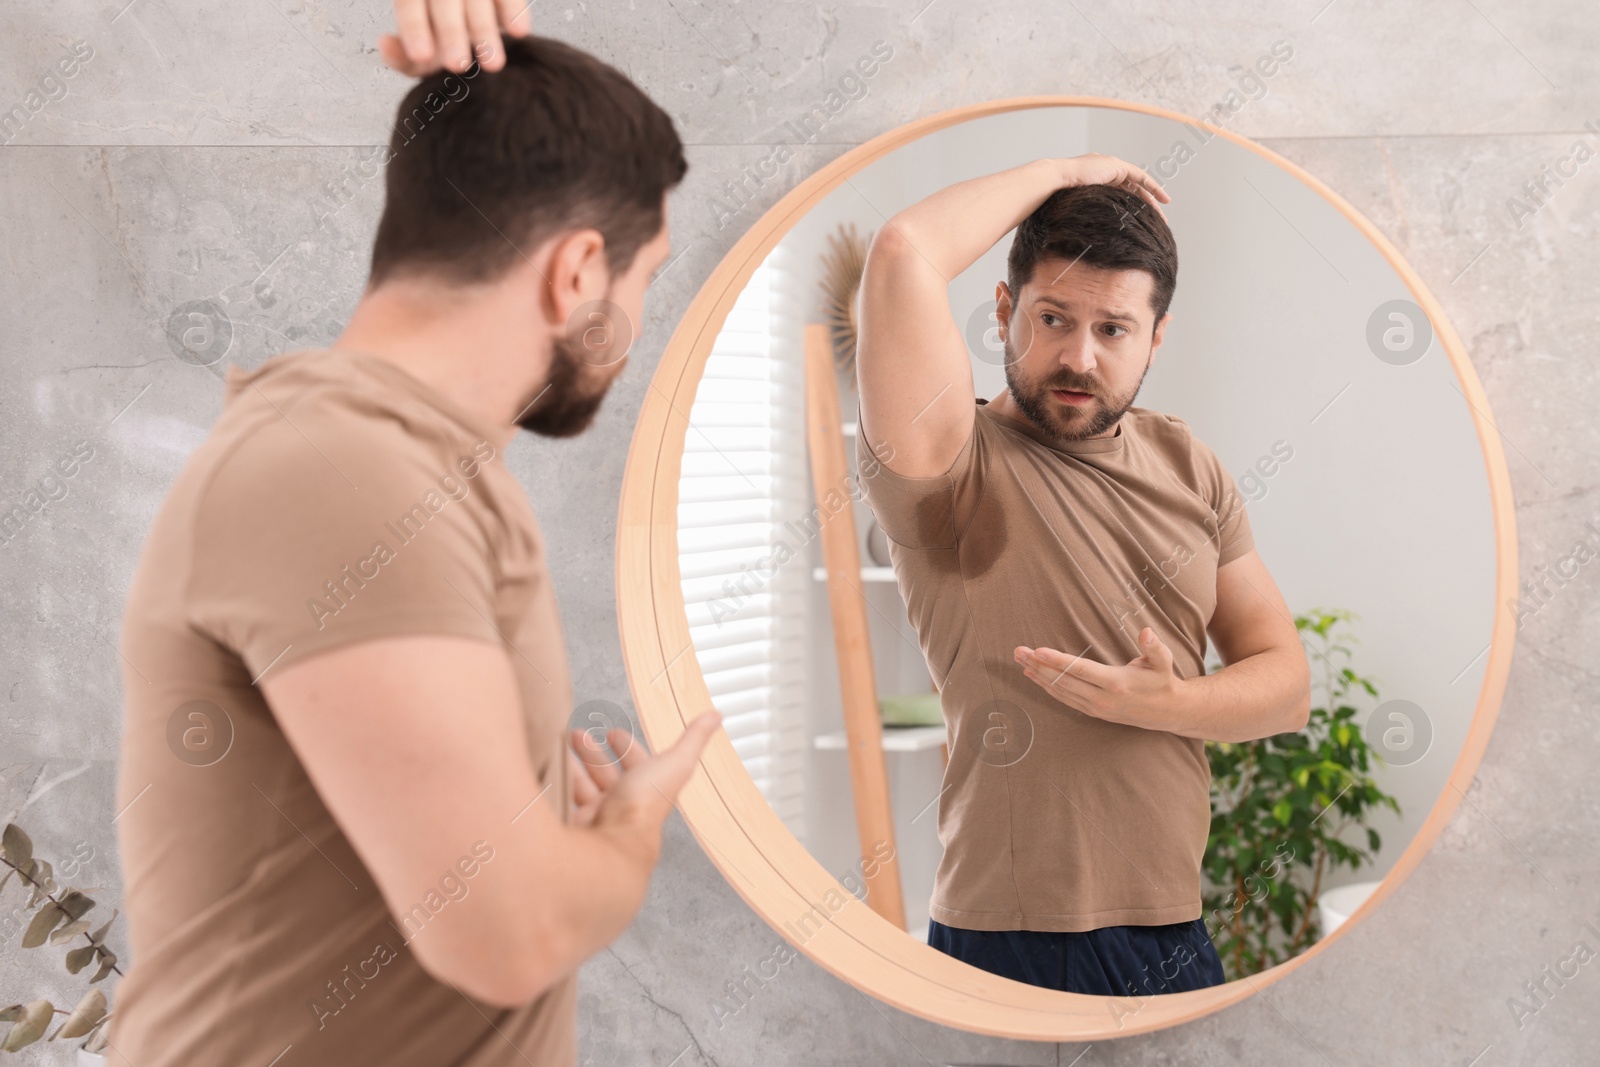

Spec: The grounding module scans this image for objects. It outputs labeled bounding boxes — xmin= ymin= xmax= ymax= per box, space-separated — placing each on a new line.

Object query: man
xmin=112 ymin=32 xmax=720 ymax=1065
xmin=854 ymin=155 xmax=1311 ymax=997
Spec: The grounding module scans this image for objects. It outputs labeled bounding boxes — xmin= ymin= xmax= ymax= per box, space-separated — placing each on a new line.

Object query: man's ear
xmin=1150 ymin=311 xmax=1172 ymax=361
xmin=994 ymin=281 xmax=1015 ymax=339
xmin=540 ymin=227 xmax=610 ymax=329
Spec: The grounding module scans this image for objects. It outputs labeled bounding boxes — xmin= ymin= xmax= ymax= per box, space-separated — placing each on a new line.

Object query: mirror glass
xmin=672 ymin=103 xmax=1497 ymax=991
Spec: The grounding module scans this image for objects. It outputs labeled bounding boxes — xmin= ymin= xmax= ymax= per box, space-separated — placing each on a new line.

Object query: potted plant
xmin=1202 ymin=608 xmax=1403 ymax=979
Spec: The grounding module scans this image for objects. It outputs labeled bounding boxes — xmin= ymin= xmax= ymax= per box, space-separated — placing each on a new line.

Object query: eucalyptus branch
xmin=0 ymin=822 xmax=119 ymax=1054
xmin=0 ymin=856 xmax=123 ymax=980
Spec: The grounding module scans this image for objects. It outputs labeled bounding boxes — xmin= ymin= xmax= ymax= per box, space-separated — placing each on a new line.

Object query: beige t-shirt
xmin=112 ymin=348 xmax=576 ymax=1065
xmin=856 ymin=398 xmax=1253 ymax=933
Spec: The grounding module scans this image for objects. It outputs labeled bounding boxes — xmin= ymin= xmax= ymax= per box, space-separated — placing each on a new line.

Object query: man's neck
xmin=333 ymin=279 xmax=550 ymax=452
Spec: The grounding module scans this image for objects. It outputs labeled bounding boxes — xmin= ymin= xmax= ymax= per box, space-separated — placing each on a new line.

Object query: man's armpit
xmin=854 ymin=414 xmax=976 ymax=550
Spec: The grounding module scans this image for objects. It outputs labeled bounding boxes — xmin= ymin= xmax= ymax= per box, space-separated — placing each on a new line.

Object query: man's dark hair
xmin=1006 ymin=184 xmax=1178 ymax=325
xmin=368 ymin=34 xmax=688 ymax=288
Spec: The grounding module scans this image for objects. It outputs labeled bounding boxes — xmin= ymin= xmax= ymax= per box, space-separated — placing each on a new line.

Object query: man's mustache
xmin=1045 ymin=376 xmax=1099 ymax=394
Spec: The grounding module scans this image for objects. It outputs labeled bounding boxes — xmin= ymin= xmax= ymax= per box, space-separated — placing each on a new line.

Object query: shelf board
xmin=813 ymin=725 xmax=947 ymax=753
xmin=813 ymin=565 xmax=897 ymax=582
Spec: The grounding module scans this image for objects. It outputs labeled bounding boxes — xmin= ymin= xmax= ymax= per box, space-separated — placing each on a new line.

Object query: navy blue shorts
xmin=927 ymin=917 xmax=1227 ymax=996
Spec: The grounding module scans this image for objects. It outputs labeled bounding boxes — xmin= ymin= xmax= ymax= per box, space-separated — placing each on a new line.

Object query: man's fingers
xmin=378 ymin=33 xmax=435 ymax=75
xmin=424 ymin=0 xmax=474 ymax=72
xmin=392 ymin=0 xmax=437 ymax=66
xmin=639 ymin=711 xmax=723 ymax=801
xmin=1135 ymin=627 xmax=1174 ymax=668
xmin=1131 ymin=165 xmax=1169 ymax=202
xmin=1017 ymin=645 xmax=1107 ymax=691
xmin=608 ymin=726 xmax=649 ymax=773
xmin=567 ymin=745 xmax=602 ymax=807
xmin=1018 ymin=645 xmax=1083 ymax=673
xmin=495 ymin=0 xmax=534 ymax=35
xmin=464 ymin=0 xmax=505 ymax=70
xmin=574 ymin=727 xmax=626 ymax=790
xmin=1126 ymin=165 xmax=1170 ymax=221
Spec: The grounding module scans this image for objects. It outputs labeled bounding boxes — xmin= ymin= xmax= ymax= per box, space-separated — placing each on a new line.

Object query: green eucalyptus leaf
xmin=21 ymin=904 xmax=65 ymax=948
xmin=0 ymin=825 xmax=32 ymax=867
xmin=91 ymin=947 xmax=118 ymax=983
xmin=65 ymin=945 xmax=96 ymax=974
xmin=52 ymin=988 xmax=107 ymax=1040
xmin=0 ymin=1005 xmax=22 ymax=1024
xmin=0 ymin=999 xmax=52 ymax=1052
xmin=57 ymin=890 xmax=95 ymax=921
xmin=49 ymin=918 xmax=92 ymax=945
xmin=89 ymin=909 xmax=118 ymax=945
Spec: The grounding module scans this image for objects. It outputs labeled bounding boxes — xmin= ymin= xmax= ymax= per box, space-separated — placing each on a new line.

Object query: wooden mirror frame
xmin=616 ymin=95 xmax=1517 ymax=1040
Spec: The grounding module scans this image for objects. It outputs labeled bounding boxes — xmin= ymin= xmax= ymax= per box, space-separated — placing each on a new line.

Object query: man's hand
xmin=380 ymin=0 xmax=534 ymax=76
xmin=1059 ymin=153 xmax=1171 ymax=223
xmin=1015 ymin=627 xmax=1183 ymax=731
xmin=567 ymin=715 xmax=722 ymax=834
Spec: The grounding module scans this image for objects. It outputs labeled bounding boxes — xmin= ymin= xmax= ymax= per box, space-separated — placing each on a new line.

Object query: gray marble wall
xmin=2 ymin=2 xmax=1596 ymax=1064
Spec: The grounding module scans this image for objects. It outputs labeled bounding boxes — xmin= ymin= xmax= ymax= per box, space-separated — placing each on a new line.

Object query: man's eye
xmin=1041 ymin=313 xmax=1062 ymax=327
xmin=1103 ymin=324 xmax=1127 ymax=337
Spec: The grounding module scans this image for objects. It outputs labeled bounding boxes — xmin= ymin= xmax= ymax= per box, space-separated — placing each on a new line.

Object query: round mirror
xmin=617 ymin=96 xmax=1515 ymax=1039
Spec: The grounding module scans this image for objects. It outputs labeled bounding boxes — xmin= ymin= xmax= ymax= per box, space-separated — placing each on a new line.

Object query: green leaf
xmin=49 ymin=918 xmax=91 ymax=945
xmin=65 ymin=945 xmax=96 ymax=974
xmin=51 ymin=988 xmax=106 ymax=1041
xmin=0 ymin=1005 xmax=21 ymax=1024
xmin=0 ymin=999 xmax=52 ymax=1052
xmin=57 ymin=890 xmax=95 ymax=921
xmin=27 ymin=861 xmax=54 ymax=908
xmin=21 ymin=904 xmax=65 ymax=948
xmin=89 ymin=909 xmax=118 ymax=945
xmin=91 ymin=947 xmax=118 ymax=983
xmin=0 ymin=825 xmax=32 ymax=868
xmin=1272 ymin=800 xmax=1293 ymax=825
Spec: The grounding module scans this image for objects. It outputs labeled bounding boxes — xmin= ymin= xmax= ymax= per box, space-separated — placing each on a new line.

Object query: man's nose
xmin=1057 ymin=329 xmax=1098 ymax=373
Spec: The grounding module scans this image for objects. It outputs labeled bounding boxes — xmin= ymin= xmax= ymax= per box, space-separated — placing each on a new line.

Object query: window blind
xmin=677 ymin=251 xmax=810 ymax=836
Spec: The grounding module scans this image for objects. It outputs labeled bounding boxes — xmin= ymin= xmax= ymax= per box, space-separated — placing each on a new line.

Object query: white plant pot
xmin=1316 ymin=879 xmax=1383 ymax=938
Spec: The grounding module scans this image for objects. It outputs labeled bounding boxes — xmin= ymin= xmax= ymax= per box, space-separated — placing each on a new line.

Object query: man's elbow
xmin=409 ymin=913 xmax=571 ymax=1009
xmin=1282 ymin=691 xmax=1312 ymax=734
xmin=868 ymin=216 xmax=915 ymax=262
xmin=863 ymin=219 xmax=930 ymax=284
xmin=1281 ymin=654 xmax=1313 ymax=733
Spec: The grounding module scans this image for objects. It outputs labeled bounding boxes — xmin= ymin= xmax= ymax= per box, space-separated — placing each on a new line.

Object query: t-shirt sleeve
xmin=186 ymin=406 xmax=504 ymax=683
xmin=853 ymin=402 xmax=978 ymax=550
xmin=1187 ymin=429 xmax=1255 ymax=567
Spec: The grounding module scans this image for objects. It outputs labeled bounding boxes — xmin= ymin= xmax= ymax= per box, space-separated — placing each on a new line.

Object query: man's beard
xmin=515 ymin=304 xmax=624 ymax=439
xmin=1001 ymin=331 xmax=1150 ymax=441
